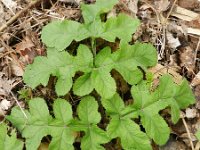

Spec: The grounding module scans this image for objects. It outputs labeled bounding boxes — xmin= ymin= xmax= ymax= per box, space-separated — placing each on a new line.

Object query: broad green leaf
xmin=102 ymin=94 xmax=152 ymax=150
xmin=24 ymin=45 xmax=93 ymax=96
xmin=77 ymin=96 xmax=101 ymax=124
xmin=112 ymin=42 xmax=157 ymax=84
xmin=141 ymin=113 xmax=170 ymax=145
xmin=153 ymin=75 xmax=177 ymax=100
xmin=153 ymin=75 xmax=195 ymax=123
xmin=41 ymin=20 xmax=89 ymax=50
xmin=81 ymin=0 xmax=118 ymax=24
xmin=131 ymin=81 xmax=170 ymax=145
xmin=7 ymin=98 xmax=75 ymax=150
xmin=91 ymin=69 xmax=116 ymax=99
xmin=23 ymin=57 xmax=52 ymax=89
xmin=101 ymin=14 xmax=140 ymax=42
xmin=101 ymin=94 xmax=124 ymax=115
xmin=131 ymin=82 xmax=153 ymax=109
xmin=0 ymin=124 xmax=23 ymax=150
xmin=174 ymin=79 xmax=195 ymax=109
xmin=73 ymin=73 xmax=93 ymax=96
xmin=71 ymin=96 xmax=109 ymax=150
xmin=107 ymin=117 xmax=152 ymax=150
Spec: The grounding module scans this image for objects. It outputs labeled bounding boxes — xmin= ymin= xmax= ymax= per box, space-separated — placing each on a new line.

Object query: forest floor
xmin=0 ymin=0 xmax=200 ymax=149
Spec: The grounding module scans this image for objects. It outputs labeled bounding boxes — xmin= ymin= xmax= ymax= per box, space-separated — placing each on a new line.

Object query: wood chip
xmin=171 ymin=5 xmax=199 ymax=21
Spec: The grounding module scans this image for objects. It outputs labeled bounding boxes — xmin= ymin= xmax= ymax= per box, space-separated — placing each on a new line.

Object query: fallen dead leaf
xmin=127 ymin=0 xmax=138 ymax=15
xmin=179 ymin=46 xmax=195 ymax=74
xmin=155 ymin=0 xmax=170 ymax=12
xmin=185 ymin=108 xmax=197 ymax=119
xmin=15 ymin=36 xmax=34 ymax=51
xmin=178 ymin=0 xmax=199 ymax=9
xmin=1 ymin=0 xmax=17 ymax=14
xmin=148 ymin=64 xmax=183 ymax=84
xmin=0 ymin=99 xmax=11 ymax=110
xmin=10 ymin=61 xmax=24 ymax=76
xmin=191 ymin=71 xmax=200 ymax=86
xmin=166 ymin=32 xmax=181 ymax=49
xmin=172 ymin=5 xmax=199 ymax=21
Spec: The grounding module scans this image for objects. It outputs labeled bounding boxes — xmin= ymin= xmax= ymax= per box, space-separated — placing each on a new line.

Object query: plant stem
xmin=91 ymin=37 xmax=96 ymax=57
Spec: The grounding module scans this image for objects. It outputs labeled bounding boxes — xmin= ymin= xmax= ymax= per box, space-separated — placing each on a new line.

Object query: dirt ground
xmin=0 ymin=0 xmax=200 ymax=149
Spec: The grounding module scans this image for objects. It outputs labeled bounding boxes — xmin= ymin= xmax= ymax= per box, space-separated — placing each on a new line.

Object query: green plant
xmin=0 ymin=123 xmax=23 ymax=150
xmin=6 ymin=0 xmax=195 ymax=149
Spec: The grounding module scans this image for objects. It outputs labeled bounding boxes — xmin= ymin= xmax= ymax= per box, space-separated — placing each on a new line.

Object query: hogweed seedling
xmin=6 ymin=0 xmax=195 ymax=149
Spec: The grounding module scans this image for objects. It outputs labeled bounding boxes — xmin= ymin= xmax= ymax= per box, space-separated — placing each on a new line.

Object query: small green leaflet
xmin=0 ymin=124 xmax=23 ymax=150
xmin=41 ymin=20 xmax=89 ymax=50
xmin=81 ymin=0 xmax=118 ymax=24
xmin=102 ymin=94 xmax=152 ymax=150
xmin=70 ymin=96 xmax=109 ymax=150
xmin=6 ymin=98 xmax=75 ymax=150
xmin=41 ymin=0 xmax=140 ymax=50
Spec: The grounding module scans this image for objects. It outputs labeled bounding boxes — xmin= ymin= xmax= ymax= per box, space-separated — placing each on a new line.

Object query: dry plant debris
xmin=0 ymin=0 xmax=200 ymax=149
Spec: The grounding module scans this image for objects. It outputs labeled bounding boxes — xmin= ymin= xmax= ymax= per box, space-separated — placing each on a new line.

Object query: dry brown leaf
xmin=191 ymin=71 xmax=200 ymax=86
xmin=166 ymin=32 xmax=181 ymax=49
xmin=15 ymin=36 xmax=34 ymax=51
xmin=0 ymin=99 xmax=11 ymax=111
xmin=155 ymin=0 xmax=170 ymax=12
xmin=148 ymin=64 xmax=183 ymax=84
xmin=10 ymin=62 xmax=24 ymax=76
xmin=178 ymin=0 xmax=199 ymax=9
xmin=179 ymin=46 xmax=195 ymax=73
xmin=172 ymin=5 xmax=199 ymax=21
xmin=1 ymin=0 xmax=17 ymax=15
xmin=186 ymin=16 xmax=200 ymax=28
xmin=185 ymin=108 xmax=197 ymax=119
xmin=127 ymin=0 xmax=138 ymax=14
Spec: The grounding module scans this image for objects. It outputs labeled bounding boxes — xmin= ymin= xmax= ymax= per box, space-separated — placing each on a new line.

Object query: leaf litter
xmin=0 ymin=0 xmax=200 ymax=149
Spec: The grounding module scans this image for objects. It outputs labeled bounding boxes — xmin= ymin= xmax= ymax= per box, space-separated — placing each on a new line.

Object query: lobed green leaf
xmin=0 ymin=124 xmax=23 ymax=150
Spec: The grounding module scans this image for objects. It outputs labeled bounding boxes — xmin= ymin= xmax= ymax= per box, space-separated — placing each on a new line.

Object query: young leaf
xmin=41 ymin=20 xmax=89 ymax=50
xmin=24 ymin=45 xmax=93 ymax=96
xmin=71 ymin=96 xmax=109 ymax=150
xmin=102 ymin=94 xmax=152 ymax=150
xmin=0 ymin=124 xmax=23 ymax=150
xmin=140 ymin=113 xmax=170 ymax=145
xmin=7 ymin=98 xmax=75 ymax=150
xmin=131 ymin=81 xmax=170 ymax=145
xmin=81 ymin=0 xmax=118 ymax=24
xmin=91 ymin=69 xmax=116 ymax=99
xmin=130 ymin=75 xmax=195 ymax=145
xmin=101 ymin=14 xmax=140 ymax=42
xmin=112 ymin=42 xmax=157 ymax=84
xmin=153 ymin=75 xmax=195 ymax=123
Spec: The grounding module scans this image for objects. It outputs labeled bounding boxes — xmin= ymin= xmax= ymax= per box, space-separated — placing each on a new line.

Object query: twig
xmin=165 ymin=0 xmax=178 ymax=21
xmin=194 ymin=37 xmax=200 ymax=65
xmin=0 ymin=0 xmax=43 ymax=35
xmin=181 ymin=113 xmax=195 ymax=150
xmin=11 ymin=91 xmax=28 ymax=119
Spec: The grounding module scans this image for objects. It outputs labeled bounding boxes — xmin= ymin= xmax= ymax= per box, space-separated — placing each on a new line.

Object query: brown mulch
xmin=0 ymin=0 xmax=200 ymax=149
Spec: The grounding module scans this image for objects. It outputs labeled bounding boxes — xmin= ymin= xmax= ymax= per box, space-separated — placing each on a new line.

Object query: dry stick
xmin=194 ymin=37 xmax=200 ymax=65
xmin=0 ymin=0 xmax=43 ymax=35
xmin=165 ymin=0 xmax=178 ymax=22
xmin=11 ymin=91 xmax=28 ymax=119
xmin=182 ymin=115 xmax=195 ymax=150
